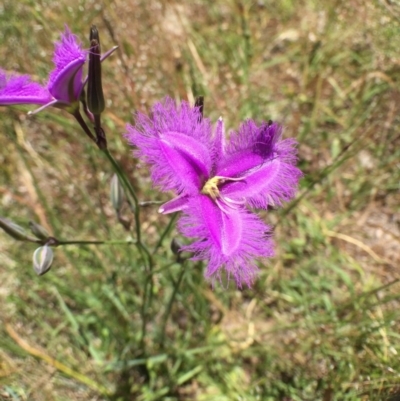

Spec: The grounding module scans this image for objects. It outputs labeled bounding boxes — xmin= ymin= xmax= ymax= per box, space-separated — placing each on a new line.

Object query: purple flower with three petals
xmin=126 ymin=98 xmax=302 ymax=287
xmin=0 ymin=27 xmax=86 ymax=113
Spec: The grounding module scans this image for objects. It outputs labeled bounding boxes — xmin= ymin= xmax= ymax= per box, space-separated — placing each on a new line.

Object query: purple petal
xmin=217 ymin=120 xmax=279 ymax=176
xmin=217 ymin=121 xmax=302 ymax=208
xmin=47 ymin=26 xmax=86 ymax=104
xmin=159 ymin=195 xmax=189 ymax=214
xmin=125 ymin=97 xmax=213 ymax=195
xmin=0 ymin=70 xmax=51 ymax=105
xmin=178 ymin=195 xmax=274 ymax=287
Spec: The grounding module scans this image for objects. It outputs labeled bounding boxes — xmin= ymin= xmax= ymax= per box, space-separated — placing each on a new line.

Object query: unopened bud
xmin=0 ymin=217 xmax=37 ymax=242
xmin=87 ymin=25 xmax=105 ymax=116
xmin=171 ymin=238 xmax=184 ymax=255
xmin=110 ymin=174 xmax=125 ymax=213
xmin=33 ymin=245 xmax=54 ymax=276
xmin=29 ymin=221 xmax=50 ymax=240
xmin=194 ymin=96 xmax=204 ymax=122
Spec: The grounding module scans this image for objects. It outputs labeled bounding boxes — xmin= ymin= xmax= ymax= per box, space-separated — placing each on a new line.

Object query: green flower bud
xmin=0 ymin=217 xmax=37 ymax=242
xmin=110 ymin=174 xmax=125 ymax=213
xmin=33 ymin=246 xmax=54 ymax=276
xmin=29 ymin=221 xmax=50 ymax=240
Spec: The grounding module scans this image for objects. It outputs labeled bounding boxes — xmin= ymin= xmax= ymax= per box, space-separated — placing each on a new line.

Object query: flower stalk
xmin=159 ymin=261 xmax=186 ymax=348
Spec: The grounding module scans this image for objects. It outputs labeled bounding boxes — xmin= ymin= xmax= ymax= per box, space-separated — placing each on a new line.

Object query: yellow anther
xmin=201 ymin=176 xmax=224 ymax=200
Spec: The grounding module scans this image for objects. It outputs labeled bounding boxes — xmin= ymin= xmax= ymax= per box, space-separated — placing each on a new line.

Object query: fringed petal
xmin=217 ymin=121 xmax=302 ymax=208
xmin=179 ymin=195 xmax=274 ymax=288
xmin=0 ymin=70 xmax=51 ymax=105
xmin=47 ymin=26 xmax=86 ymax=103
xmin=126 ymin=97 xmax=213 ymax=195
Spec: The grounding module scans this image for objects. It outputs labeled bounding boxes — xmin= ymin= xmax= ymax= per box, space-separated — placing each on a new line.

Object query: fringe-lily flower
xmin=0 ymin=26 xmax=116 ymax=115
xmin=126 ymin=98 xmax=302 ymax=287
xmin=0 ymin=27 xmax=86 ymax=113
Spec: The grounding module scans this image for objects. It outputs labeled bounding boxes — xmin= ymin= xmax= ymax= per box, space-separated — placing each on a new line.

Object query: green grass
xmin=1 ymin=0 xmax=400 ymax=400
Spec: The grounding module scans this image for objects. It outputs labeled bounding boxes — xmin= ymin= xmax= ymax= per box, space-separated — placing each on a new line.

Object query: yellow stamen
xmin=201 ymin=176 xmax=225 ymax=200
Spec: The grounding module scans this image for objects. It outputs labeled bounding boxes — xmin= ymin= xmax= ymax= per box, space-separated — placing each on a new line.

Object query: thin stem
xmin=101 ymin=148 xmax=138 ymax=209
xmin=159 ymin=262 xmax=186 ymax=348
xmin=101 ymin=149 xmax=153 ymax=265
xmin=139 ymin=275 xmax=150 ymax=350
xmin=139 ymin=200 xmax=164 ymax=207
xmin=55 ymin=239 xmax=136 ymax=246
xmin=73 ymin=110 xmax=97 ymax=144
xmin=153 ymin=213 xmax=178 ymax=254
xmin=19 ymin=237 xmax=136 ymax=247
xmin=101 ymin=147 xmax=155 ymax=357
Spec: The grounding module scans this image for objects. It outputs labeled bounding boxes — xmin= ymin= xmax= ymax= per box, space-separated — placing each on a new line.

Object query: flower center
xmin=201 ymin=176 xmax=225 ymax=200
xmin=201 ymin=175 xmax=248 ymax=212
xmin=201 ymin=175 xmax=246 ymax=200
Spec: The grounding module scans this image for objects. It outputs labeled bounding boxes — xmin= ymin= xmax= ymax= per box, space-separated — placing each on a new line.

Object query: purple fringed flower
xmin=0 ymin=27 xmax=86 ymax=113
xmin=126 ymin=98 xmax=302 ymax=287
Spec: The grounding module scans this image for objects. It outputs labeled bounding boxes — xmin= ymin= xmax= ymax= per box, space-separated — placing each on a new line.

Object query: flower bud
xmin=0 ymin=217 xmax=37 ymax=242
xmin=33 ymin=245 xmax=54 ymax=276
xmin=110 ymin=174 xmax=125 ymax=213
xmin=171 ymin=238 xmax=184 ymax=255
xmin=87 ymin=25 xmax=105 ymax=116
xmin=195 ymin=96 xmax=204 ymax=122
xmin=29 ymin=221 xmax=50 ymax=240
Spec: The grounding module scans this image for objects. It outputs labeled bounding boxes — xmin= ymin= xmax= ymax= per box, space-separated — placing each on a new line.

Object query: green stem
xmin=72 ymin=110 xmax=143 ymax=249
xmin=139 ymin=200 xmax=164 ymax=207
xmin=102 ymin=148 xmax=155 ymax=356
xmin=139 ymin=277 xmax=150 ymax=349
xmin=101 ymin=148 xmax=138 ymax=209
xmin=55 ymin=239 xmax=136 ymax=246
xmin=159 ymin=262 xmax=186 ymax=348
xmin=144 ymin=213 xmax=180 ymax=345
xmin=153 ymin=213 xmax=178 ymax=254
xmin=101 ymin=149 xmax=153 ymax=266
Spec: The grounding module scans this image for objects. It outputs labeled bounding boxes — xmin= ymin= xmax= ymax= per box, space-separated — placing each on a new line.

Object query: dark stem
xmin=72 ymin=110 xmax=97 ymax=144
